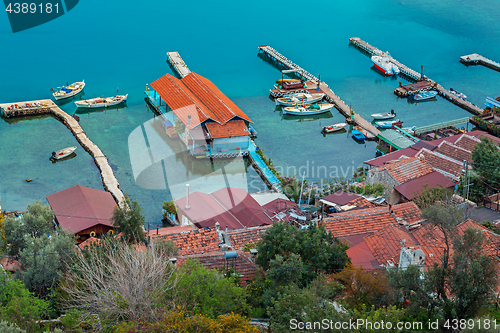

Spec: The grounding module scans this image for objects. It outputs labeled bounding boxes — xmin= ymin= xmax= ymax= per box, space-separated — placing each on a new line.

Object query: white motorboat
xmin=322 ymin=122 xmax=347 ymax=133
xmin=371 ymin=110 xmax=396 ymax=120
xmin=371 ymin=54 xmax=400 ymax=75
xmin=450 ymin=88 xmax=467 ymax=99
xmin=276 ymin=93 xmax=325 ymax=107
xmin=52 ymin=80 xmax=85 ymax=100
xmin=376 ymin=119 xmax=401 ymax=129
xmin=50 ymin=146 xmax=77 ymax=160
xmin=75 ymin=94 xmax=128 ymax=108
xmin=282 ymin=103 xmax=334 ymax=116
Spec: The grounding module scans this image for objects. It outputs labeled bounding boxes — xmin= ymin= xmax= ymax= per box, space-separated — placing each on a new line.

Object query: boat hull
xmin=322 ymin=122 xmax=347 ymax=133
xmin=51 ymin=146 xmax=77 ymax=160
xmin=371 ymin=56 xmax=400 ymax=75
xmin=413 ymin=91 xmax=437 ymax=101
xmin=352 ymin=130 xmax=366 ymax=141
xmin=376 ymin=119 xmax=400 ymax=129
xmin=275 ymin=93 xmax=325 ymax=106
xmin=282 ymin=103 xmax=333 ymax=116
xmin=371 ymin=113 xmax=396 ymax=120
xmin=53 ymin=81 xmax=85 ymax=100
xmin=75 ymin=94 xmax=128 ymax=109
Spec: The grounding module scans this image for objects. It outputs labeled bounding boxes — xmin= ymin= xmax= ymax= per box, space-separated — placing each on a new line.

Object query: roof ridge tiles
xmin=438 ymin=140 xmax=472 ymax=153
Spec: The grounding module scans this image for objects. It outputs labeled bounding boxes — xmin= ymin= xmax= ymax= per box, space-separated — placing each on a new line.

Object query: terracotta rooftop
xmin=161 ymin=228 xmax=221 ymax=256
xmin=370 ymin=157 xmax=434 ymax=184
xmin=226 ymin=225 xmax=272 ymax=250
xmin=150 ymin=72 xmax=252 ymax=129
xmin=453 ymin=134 xmax=481 ymax=152
xmin=391 ymin=201 xmax=423 ymax=225
xmin=394 ymin=171 xmax=455 ymax=200
xmin=348 ymin=196 xmax=375 ymax=209
xmin=434 ymin=140 xmax=472 ymax=163
xmin=205 ymin=119 xmax=249 ymax=139
xmin=150 ymin=225 xmax=196 ymax=238
xmin=415 ymin=148 xmax=465 ymax=179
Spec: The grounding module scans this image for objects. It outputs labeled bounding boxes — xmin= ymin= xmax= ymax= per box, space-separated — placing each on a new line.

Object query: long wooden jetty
xmin=258 ymin=45 xmax=380 ymax=137
xmin=0 ymin=99 xmax=125 ymax=207
xmin=349 ymin=37 xmax=485 ymax=116
xmin=460 ymin=53 xmax=500 ymax=72
xmin=349 ymin=37 xmax=422 ymax=81
xmin=167 ymin=52 xmax=191 ymax=78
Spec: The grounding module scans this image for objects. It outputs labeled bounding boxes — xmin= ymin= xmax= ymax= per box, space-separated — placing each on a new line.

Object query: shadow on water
xmin=281 ymin=112 xmax=334 ymax=122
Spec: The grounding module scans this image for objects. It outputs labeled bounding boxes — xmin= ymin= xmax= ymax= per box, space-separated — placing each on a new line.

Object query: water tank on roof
xmin=224 ymin=251 xmax=238 ymax=260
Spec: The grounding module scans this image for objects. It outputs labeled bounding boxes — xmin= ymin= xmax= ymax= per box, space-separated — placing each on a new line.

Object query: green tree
xmin=413 ymin=185 xmax=454 ymax=210
xmin=111 ymin=195 xmax=146 ymax=244
xmin=173 ymin=259 xmax=250 ymax=318
xmin=472 ymin=137 xmax=500 ymax=191
xmin=256 ymin=222 xmax=348 ymax=286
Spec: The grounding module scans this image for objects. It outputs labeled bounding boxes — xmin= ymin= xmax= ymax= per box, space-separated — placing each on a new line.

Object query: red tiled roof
xmin=415 ymin=148 xmax=464 ymax=179
xmin=150 ymin=225 xmax=196 ymax=238
xmin=227 ymin=225 xmax=272 ymax=250
xmin=205 ymin=120 xmax=249 ymax=139
xmin=394 ymin=172 xmax=455 ymax=200
xmin=371 ymin=157 xmax=434 ymax=184
xmin=391 ymin=201 xmax=423 ymax=225
xmin=77 ymin=236 xmax=101 ymax=250
xmin=435 ymin=140 xmax=472 ymax=163
xmin=348 ymin=196 xmax=375 ymax=209
xmin=161 ymin=228 xmax=221 ymax=256
xmin=321 ymin=191 xmax=362 ymax=206
xmin=364 ymin=148 xmax=415 ymax=167
xmin=150 ymin=72 xmax=252 ymax=130
xmin=453 ymin=134 xmax=481 ymax=152
xmin=46 ymin=185 xmax=117 ymax=235
xmin=324 ymin=206 xmax=395 ymax=238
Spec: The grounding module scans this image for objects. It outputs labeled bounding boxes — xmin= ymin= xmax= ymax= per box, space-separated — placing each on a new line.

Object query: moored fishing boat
xmin=376 ymin=119 xmax=401 ymax=129
xmin=50 ymin=146 xmax=77 ymax=160
xmin=282 ymin=103 xmax=334 ymax=116
xmin=371 ymin=110 xmax=396 ymax=120
xmin=322 ymin=122 xmax=347 ymax=133
xmin=75 ymin=94 xmax=128 ymax=108
xmin=371 ymin=54 xmax=400 ymax=75
xmin=411 ymin=90 xmax=438 ymax=101
xmin=352 ymin=129 xmax=366 ymax=142
xmin=449 ymin=88 xmax=467 ymax=99
xmin=52 ymin=80 xmax=85 ymax=100
xmin=276 ymin=93 xmax=325 ymax=106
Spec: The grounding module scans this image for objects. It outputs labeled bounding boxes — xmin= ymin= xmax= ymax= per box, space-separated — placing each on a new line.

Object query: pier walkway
xmin=167 ymin=52 xmax=191 ymax=78
xmin=258 ymin=45 xmax=380 ymax=137
xmin=249 ymin=142 xmax=281 ymax=192
xmin=460 ymin=53 xmax=500 ymax=72
xmin=349 ymin=37 xmax=485 ymax=116
xmin=0 ymin=99 xmax=125 ymax=207
xmin=349 ymin=37 xmax=422 ymax=81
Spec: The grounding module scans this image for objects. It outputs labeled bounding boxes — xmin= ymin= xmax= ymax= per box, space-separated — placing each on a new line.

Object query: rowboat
xmin=376 ymin=119 xmax=401 ymax=129
xmin=322 ymin=122 xmax=347 ymax=133
xmin=282 ymin=103 xmax=334 ymax=116
xmin=371 ymin=110 xmax=396 ymax=120
xmin=352 ymin=129 xmax=366 ymax=142
xmin=371 ymin=54 xmax=400 ymax=75
xmin=411 ymin=91 xmax=438 ymax=101
xmin=52 ymin=80 xmax=85 ymax=100
xmin=276 ymin=93 xmax=325 ymax=107
xmin=50 ymin=146 xmax=76 ymax=160
xmin=450 ymin=88 xmax=467 ymax=99
xmin=75 ymin=94 xmax=128 ymax=108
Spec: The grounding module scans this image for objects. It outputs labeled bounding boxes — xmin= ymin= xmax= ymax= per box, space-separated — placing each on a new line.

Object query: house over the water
xmin=146 ymin=72 xmax=255 ymax=158
xmin=46 ymin=185 xmax=117 ymax=243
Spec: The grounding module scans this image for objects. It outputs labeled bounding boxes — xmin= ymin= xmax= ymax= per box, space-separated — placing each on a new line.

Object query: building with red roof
xmin=46 ymin=185 xmax=117 ymax=243
xmin=147 ymin=72 xmax=254 ymax=158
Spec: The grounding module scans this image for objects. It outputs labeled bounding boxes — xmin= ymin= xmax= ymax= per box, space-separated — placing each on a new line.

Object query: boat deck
xmin=0 ymin=98 xmax=125 ymax=207
xmin=167 ymin=51 xmax=191 ymax=78
xmin=460 ymin=53 xmax=500 ymax=72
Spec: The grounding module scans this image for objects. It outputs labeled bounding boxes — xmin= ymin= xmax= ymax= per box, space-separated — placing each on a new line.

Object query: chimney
xmin=185 ymin=184 xmax=190 ymax=209
xmin=188 ymin=115 xmax=191 ymax=127
xmin=389 ymin=203 xmax=393 ymax=214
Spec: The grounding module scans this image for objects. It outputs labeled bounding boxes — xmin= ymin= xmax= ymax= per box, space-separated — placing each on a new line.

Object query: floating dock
xmin=460 ymin=53 xmax=500 ymax=72
xmin=166 ymin=52 xmax=191 ymax=78
xmin=0 ymin=99 xmax=126 ymax=207
xmin=258 ymin=45 xmax=380 ymax=137
xmin=349 ymin=37 xmax=485 ymax=116
xmin=349 ymin=37 xmax=422 ymax=81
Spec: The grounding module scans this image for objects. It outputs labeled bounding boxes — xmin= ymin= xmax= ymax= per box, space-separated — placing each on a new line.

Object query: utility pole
xmin=298 ymin=172 xmax=305 ymax=208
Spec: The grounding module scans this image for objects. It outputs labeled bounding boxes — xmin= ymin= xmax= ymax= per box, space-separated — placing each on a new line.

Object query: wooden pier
xmin=349 ymin=37 xmax=422 ymax=81
xmin=460 ymin=53 xmax=500 ymax=72
xmin=258 ymin=45 xmax=380 ymax=137
xmin=349 ymin=37 xmax=485 ymax=116
xmin=0 ymin=99 xmax=126 ymax=207
xmin=166 ymin=52 xmax=191 ymax=78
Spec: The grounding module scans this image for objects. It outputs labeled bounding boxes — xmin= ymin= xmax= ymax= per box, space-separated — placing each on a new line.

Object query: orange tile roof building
xmin=146 ymin=72 xmax=254 ymax=158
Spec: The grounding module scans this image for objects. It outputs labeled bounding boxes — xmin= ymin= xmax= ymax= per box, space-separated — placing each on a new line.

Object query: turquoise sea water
xmin=1 ymin=0 xmax=499 ymax=226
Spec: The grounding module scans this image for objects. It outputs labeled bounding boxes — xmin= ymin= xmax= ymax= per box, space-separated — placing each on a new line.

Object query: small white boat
xmin=75 ymin=94 xmax=128 ymax=108
xmin=282 ymin=103 xmax=334 ymax=116
xmin=411 ymin=91 xmax=438 ymax=101
xmin=276 ymin=93 xmax=325 ymax=107
xmin=376 ymin=119 xmax=401 ymax=129
xmin=450 ymin=88 xmax=467 ymax=99
xmin=371 ymin=110 xmax=396 ymax=120
xmin=50 ymin=146 xmax=76 ymax=160
xmin=371 ymin=54 xmax=400 ymax=75
xmin=322 ymin=122 xmax=347 ymax=133
xmin=53 ymin=80 xmax=85 ymax=100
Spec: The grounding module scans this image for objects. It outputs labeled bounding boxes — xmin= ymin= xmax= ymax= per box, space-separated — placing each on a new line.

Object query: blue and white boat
xmin=376 ymin=119 xmax=400 ymax=129
xmin=282 ymin=103 xmax=334 ymax=116
xmin=486 ymin=97 xmax=500 ymax=108
xmin=411 ymin=90 xmax=438 ymax=101
xmin=352 ymin=129 xmax=366 ymax=141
